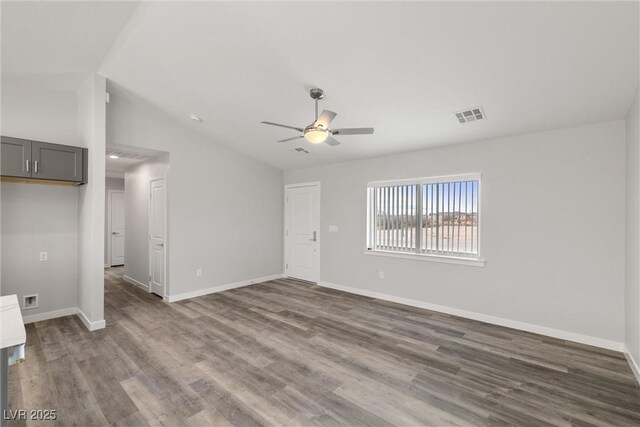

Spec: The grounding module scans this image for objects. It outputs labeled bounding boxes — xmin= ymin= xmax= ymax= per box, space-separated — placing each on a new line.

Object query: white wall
xmin=106 ymin=82 xmax=283 ymax=298
xmin=285 ymin=121 xmax=626 ymax=347
xmin=625 ymin=88 xmax=640 ymax=375
xmin=0 ymin=74 xmax=81 ymax=145
xmin=104 ymin=177 xmax=125 ymax=266
xmin=124 ymin=154 xmax=168 ymax=286
xmin=0 ymin=72 xmax=107 ymax=330
xmin=77 ymin=73 xmax=106 ymax=330
xmin=0 ymin=74 xmax=82 ymax=321
xmin=1 ymin=184 xmax=79 ymax=320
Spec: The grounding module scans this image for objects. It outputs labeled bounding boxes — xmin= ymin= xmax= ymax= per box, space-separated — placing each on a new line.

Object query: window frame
xmin=365 ymin=173 xmax=485 ymax=267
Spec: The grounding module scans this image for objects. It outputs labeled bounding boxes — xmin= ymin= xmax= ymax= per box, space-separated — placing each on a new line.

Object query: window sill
xmin=363 ymin=249 xmax=486 ymax=267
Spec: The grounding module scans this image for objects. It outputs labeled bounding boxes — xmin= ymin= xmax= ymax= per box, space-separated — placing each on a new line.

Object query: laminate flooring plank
xmin=120 ymin=375 xmax=186 ymax=426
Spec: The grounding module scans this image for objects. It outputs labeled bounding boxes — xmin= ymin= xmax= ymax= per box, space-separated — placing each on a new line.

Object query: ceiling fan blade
xmin=325 ymin=136 xmax=341 ymax=147
xmin=261 ymin=121 xmax=304 ymax=132
xmin=331 ymin=127 xmax=374 ymax=135
xmin=277 ymin=135 xmax=304 ymax=143
xmin=315 ymin=110 xmax=337 ymax=129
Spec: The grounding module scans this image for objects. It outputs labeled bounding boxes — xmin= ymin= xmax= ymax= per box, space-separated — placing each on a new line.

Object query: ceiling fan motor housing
xmin=310 ymin=88 xmax=324 ymax=100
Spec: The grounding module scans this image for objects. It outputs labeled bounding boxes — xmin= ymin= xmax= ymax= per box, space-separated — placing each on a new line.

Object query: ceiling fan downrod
xmin=310 ymin=88 xmax=324 ymax=121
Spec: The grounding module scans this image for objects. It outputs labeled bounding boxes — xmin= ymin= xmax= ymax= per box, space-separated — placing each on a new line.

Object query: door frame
xmin=284 ymin=182 xmax=321 ymax=283
xmin=148 ymin=176 xmax=168 ymax=297
xmin=107 ymin=189 xmax=125 ymax=267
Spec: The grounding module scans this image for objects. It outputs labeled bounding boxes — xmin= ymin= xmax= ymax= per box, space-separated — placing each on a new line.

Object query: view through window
xmin=367 ymin=175 xmax=480 ymax=259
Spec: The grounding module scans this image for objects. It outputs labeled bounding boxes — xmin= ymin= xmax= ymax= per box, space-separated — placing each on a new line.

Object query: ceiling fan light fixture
xmin=304 ymin=128 xmax=329 ymax=144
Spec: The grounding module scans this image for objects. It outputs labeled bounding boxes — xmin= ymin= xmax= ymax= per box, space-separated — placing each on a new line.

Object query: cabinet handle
xmin=25 ymin=160 xmax=30 ymax=172
xmin=34 ymin=160 xmax=38 ymax=174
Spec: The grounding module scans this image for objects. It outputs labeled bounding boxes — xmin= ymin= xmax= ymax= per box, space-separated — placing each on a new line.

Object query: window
xmin=366 ymin=174 xmax=481 ymax=262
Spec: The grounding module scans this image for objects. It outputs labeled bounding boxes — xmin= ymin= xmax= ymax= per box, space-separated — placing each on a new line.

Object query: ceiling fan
xmin=261 ymin=88 xmax=374 ymax=146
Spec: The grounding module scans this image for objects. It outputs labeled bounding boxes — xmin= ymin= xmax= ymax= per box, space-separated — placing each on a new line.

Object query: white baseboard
xmin=623 ymin=345 xmax=640 ymax=386
xmin=77 ymin=308 xmax=106 ymax=331
xmin=165 ymin=274 xmax=284 ymax=303
xmin=22 ymin=307 xmax=105 ymax=332
xmin=22 ymin=307 xmax=78 ymax=324
xmin=104 ymin=263 xmax=109 ymax=268
xmin=123 ymin=275 xmax=150 ymax=291
xmin=318 ymin=281 xmax=624 ymax=352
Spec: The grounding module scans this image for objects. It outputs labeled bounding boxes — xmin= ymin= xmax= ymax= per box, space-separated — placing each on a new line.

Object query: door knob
xmin=112 ymin=232 xmax=118 ymax=235
xmin=309 ymin=231 xmax=317 ymax=242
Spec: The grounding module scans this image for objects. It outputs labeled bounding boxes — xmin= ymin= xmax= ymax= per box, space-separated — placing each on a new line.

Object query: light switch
xmin=328 ymin=225 xmax=338 ymax=232
xmin=39 ymin=252 xmax=48 ymax=262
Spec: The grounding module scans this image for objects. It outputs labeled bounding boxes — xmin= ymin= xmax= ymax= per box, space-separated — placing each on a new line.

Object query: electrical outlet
xmin=39 ymin=252 xmax=48 ymax=262
xmin=196 ymin=268 xmax=202 ymax=277
xmin=379 ymin=271 xmax=385 ymax=280
xmin=23 ymin=294 xmax=38 ymax=310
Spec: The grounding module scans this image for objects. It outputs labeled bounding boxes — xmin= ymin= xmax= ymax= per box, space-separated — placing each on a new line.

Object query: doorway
xmin=107 ymin=190 xmax=125 ymax=266
xmin=284 ymin=183 xmax=320 ymax=283
xmin=105 ymin=145 xmax=169 ymax=298
xmin=149 ymin=178 xmax=166 ymax=296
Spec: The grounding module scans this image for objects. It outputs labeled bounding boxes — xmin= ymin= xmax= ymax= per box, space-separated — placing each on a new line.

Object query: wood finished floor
xmin=7 ymin=268 xmax=640 ymax=426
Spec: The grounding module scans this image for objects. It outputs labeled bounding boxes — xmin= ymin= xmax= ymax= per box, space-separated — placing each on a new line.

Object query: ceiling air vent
xmin=454 ymin=106 xmax=486 ymax=124
xmin=293 ymin=147 xmax=310 ymax=154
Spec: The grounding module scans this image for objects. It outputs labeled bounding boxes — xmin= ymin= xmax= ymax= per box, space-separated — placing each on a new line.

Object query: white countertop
xmin=0 ymin=295 xmax=26 ymax=349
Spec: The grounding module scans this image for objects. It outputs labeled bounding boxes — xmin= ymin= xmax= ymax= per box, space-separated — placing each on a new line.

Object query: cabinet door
xmin=31 ymin=141 xmax=84 ymax=182
xmin=1 ymin=136 xmax=32 ymax=178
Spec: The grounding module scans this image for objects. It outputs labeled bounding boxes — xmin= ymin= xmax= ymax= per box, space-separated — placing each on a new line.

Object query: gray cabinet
xmin=31 ymin=141 xmax=85 ymax=182
xmin=0 ymin=137 xmax=31 ymax=178
xmin=1 ymin=136 xmax=87 ymax=184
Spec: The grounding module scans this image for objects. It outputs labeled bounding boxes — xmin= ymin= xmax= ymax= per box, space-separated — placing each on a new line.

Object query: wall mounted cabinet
xmin=1 ymin=136 xmax=87 ymax=185
xmin=1 ymin=137 xmax=31 ymax=178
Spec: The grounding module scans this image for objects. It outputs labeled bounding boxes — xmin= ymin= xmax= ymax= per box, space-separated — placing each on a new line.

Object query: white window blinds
xmin=367 ymin=175 xmax=480 ymax=259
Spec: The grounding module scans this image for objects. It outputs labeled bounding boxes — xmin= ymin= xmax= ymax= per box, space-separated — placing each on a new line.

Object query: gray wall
xmin=626 ymin=88 xmax=640 ymax=369
xmin=104 ymin=177 xmax=125 ymax=266
xmin=285 ymin=120 xmax=626 ymax=344
xmin=124 ymin=155 xmax=169 ymax=286
xmin=106 ymin=82 xmax=283 ymax=298
xmin=1 ymin=183 xmax=79 ymax=317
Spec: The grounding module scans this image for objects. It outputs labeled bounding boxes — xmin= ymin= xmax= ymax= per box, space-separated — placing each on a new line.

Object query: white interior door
xmin=149 ymin=178 xmax=166 ymax=296
xmin=285 ymin=184 xmax=320 ymax=282
xmin=110 ymin=191 xmax=125 ymax=266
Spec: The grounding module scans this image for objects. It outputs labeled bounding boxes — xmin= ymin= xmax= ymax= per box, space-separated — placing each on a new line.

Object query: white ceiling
xmin=1 ymin=1 xmax=139 ymax=78
xmin=105 ymin=144 xmax=166 ymax=178
xmin=3 ymin=1 xmax=639 ymax=170
xmin=105 ymin=154 xmax=146 ymax=175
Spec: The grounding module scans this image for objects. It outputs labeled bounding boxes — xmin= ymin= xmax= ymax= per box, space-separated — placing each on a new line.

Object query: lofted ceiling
xmin=1 ymin=1 xmax=139 ymax=77
xmin=3 ymin=1 xmax=639 ymax=170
